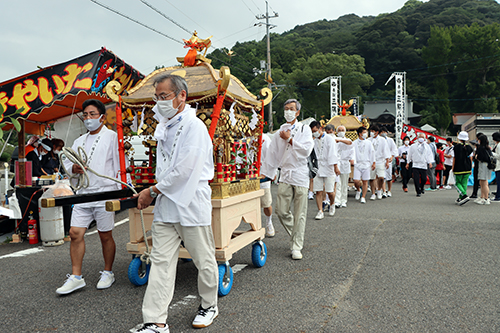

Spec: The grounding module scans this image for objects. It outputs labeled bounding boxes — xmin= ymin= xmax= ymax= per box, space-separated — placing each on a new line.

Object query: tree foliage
xmin=206 ymin=0 xmax=500 ymax=133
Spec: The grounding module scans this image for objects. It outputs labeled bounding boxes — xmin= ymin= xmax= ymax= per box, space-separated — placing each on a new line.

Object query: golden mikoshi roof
xmin=326 ymin=114 xmax=368 ymax=131
xmin=122 ymin=62 xmax=262 ymax=109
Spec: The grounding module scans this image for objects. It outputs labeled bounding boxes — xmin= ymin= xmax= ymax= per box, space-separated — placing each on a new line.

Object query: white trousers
xmin=142 ymin=221 xmax=218 ymax=323
xmin=335 ymin=173 xmax=349 ymax=205
xmin=276 ymin=183 xmax=308 ymax=251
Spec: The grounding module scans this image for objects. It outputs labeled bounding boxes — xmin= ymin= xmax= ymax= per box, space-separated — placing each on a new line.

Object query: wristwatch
xmin=149 ymin=186 xmax=158 ymax=198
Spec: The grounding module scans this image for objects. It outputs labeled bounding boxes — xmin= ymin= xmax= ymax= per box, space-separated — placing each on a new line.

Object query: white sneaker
xmin=370 ymin=194 xmax=376 ymax=201
xmin=291 ymin=250 xmax=303 ymax=260
xmin=444 ymin=185 xmax=452 ymax=189
xmin=96 ymin=271 xmax=115 ymax=290
xmin=355 ymin=191 xmax=361 ymax=200
xmin=474 ymin=197 xmax=482 ymax=203
xmin=329 ymin=206 xmax=336 ymax=216
xmin=192 ymin=305 xmax=218 ymax=328
xmin=485 ymin=199 xmax=491 ymax=205
xmin=308 ymin=191 xmax=314 ymax=200
xmin=335 ymin=203 xmax=341 ymax=208
xmin=315 ymin=211 xmax=324 ymax=220
xmin=377 ymin=190 xmax=383 ymax=200
xmin=360 ymin=197 xmax=366 ymax=204
xmin=56 ymin=274 xmax=86 ymax=295
xmin=130 ymin=323 xmax=169 ymax=333
xmin=266 ymin=223 xmax=275 ymax=237
xmin=341 ymin=203 xmax=347 ymax=208
xmin=387 ymin=191 xmax=392 ymax=197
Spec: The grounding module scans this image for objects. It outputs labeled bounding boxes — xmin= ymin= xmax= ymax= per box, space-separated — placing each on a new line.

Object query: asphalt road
xmin=1 ymin=181 xmax=499 ymax=333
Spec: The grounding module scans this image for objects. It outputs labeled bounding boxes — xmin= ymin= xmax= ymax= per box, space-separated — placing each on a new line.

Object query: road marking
xmin=85 ymin=217 xmax=129 ymax=236
xmin=170 ymin=294 xmax=197 ymax=309
xmin=0 ymin=247 xmax=44 ymax=260
xmin=232 ymin=264 xmax=247 ymax=274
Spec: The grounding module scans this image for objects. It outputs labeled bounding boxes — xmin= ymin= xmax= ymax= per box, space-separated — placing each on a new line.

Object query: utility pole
xmin=256 ymin=1 xmax=278 ymax=131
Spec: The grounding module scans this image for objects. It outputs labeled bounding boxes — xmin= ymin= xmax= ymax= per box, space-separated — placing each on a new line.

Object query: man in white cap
xmin=452 ymin=131 xmax=474 ymax=205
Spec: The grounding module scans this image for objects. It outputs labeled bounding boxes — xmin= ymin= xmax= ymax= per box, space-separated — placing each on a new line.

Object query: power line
xmin=241 ymin=0 xmax=258 ymax=16
xmin=140 ymin=0 xmax=192 ymax=35
xmin=89 ymin=0 xmax=182 ymax=44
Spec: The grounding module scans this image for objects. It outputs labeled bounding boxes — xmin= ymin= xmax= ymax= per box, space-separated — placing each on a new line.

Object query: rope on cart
xmin=59 ymin=147 xmax=151 ymax=264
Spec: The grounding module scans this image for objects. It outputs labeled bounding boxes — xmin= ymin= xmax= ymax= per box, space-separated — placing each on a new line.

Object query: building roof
xmin=363 ymin=100 xmax=420 ymax=120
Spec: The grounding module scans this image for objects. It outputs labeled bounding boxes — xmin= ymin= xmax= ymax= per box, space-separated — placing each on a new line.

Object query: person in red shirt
xmin=436 ymin=143 xmax=446 ymax=189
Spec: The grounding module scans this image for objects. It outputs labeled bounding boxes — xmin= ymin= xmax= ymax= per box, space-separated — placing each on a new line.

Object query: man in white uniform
xmin=266 ymin=99 xmax=314 ymax=260
xmin=260 ymin=133 xmax=275 ymax=237
xmin=353 ymin=127 xmax=375 ymax=203
xmin=132 ymin=75 xmax=218 ymax=332
xmin=368 ymin=125 xmax=391 ymax=200
xmin=407 ymin=132 xmax=434 ymax=197
xmin=380 ymin=127 xmax=398 ymax=197
xmin=310 ymin=121 xmax=339 ymax=219
xmin=56 ymin=99 xmax=121 ymax=295
xmin=335 ymin=126 xmax=354 ymax=208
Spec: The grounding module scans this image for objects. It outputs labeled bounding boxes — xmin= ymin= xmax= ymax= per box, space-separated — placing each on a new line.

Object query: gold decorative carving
xmin=105 ymin=80 xmax=122 ymax=102
xmin=260 ymin=87 xmax=272 ymax=106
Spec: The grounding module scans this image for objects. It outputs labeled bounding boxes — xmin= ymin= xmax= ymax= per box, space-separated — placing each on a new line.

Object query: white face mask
xmin=370 ymin=132 xmax=376 ymax=138
xmin=313 ymin=131 xmax=321 ymax=138
xmin=84 ymin=115 xmax=103 ymax=132
xmin=155 ymin=98 xmax=179 ymax=119
xmin=362 ymin=132 xmax=368 ymax=139
xmin=337 ymin=131 xmax=345 ymax=138
xmin=418 ymin=137 xmax=425 ymax=144
xmin=284 ymin=110 xmax=296 ymax=123
xmin=381 ymin=133 xmax=387 ymax=138
xmin=40 ymin=151 xmax=47 ymax=156
xmin=404 ymin=141 xmax=409 ymax=146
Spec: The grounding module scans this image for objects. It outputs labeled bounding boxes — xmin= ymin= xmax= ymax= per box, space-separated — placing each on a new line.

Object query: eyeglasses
xmin=82 ymin=112 xmax=100 ymax=119
xmin=152 ymin=91 xmax=174 ymax=102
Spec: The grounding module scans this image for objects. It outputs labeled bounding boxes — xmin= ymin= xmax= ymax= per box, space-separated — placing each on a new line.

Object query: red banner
xmin=401 ymin=124 xmax=447 ymax=144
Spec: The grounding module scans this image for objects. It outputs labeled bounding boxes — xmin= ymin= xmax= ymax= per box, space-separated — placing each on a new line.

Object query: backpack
xmin=308 ymin=148 xmax=318 ymax=179
xmin=487 ymin=147 xmax=497 ymax=170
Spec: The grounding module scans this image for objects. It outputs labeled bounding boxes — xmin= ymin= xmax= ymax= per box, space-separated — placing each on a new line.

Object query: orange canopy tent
xmin=0 ymin=47 xmax=144 ymax=135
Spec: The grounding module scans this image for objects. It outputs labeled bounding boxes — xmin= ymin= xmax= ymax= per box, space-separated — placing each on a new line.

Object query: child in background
xmin=436 ymin=143 xmax=445 ymax=190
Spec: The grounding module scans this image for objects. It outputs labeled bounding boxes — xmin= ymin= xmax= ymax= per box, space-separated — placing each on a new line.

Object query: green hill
xmin=208 ymin=0 xmax=500 ymax=133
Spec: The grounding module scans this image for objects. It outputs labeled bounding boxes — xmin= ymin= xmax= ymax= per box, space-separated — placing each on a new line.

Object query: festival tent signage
xmin=0 ymin=48 xmax=144 ymax=134
xmin=401 ymin=124 xmax=446 ymax=144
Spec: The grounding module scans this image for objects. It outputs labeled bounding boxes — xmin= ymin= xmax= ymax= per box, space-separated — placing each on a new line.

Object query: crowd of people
xmin=24 ymin=86 xmax=496 ymax=333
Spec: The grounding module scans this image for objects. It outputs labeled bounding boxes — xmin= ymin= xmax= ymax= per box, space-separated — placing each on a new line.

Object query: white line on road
xmin=85 ymin=217 xmax=129 ymax=236
xmin=232 ymin=264 xmax=248 ymax=274
xmin=0 ymin=247 xmax=44 ymax=259
xmin=169 ymin=294 xmax=197 ymax=309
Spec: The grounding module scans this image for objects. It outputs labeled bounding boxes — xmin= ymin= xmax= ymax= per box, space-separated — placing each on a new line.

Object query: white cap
xmin=457 ymin=131 xmax=469 ymax=141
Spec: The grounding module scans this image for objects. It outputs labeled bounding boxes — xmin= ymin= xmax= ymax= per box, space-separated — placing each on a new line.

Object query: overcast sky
xmin=0 ymin=0 xmax=434 ymax=83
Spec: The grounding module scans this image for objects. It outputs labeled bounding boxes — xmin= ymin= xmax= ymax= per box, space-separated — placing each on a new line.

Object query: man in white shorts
xmin=380 ymin=127 xmax=398 ymax=198
xmin=368 ymin=124 xmax=391 ymax=200
xmin=260 ymin=133 xmax=275 ymax=237
xmin=334 ymin=126 xmax=354 ymax=208
xmin=353 ymin=127 xmax=375 ymax=203
xmin=310 ymin=121 xmax=339 ymax=219
xmin=57 ymin=99 xmax=122 ymax=295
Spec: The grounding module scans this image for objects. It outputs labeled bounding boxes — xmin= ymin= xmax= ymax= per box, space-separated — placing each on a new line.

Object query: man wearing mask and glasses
xmin=132 ymin=75 xmax=218 ymax=332
xmin=407 ymin=132 xmax=434 ymax=197
xmin=57 ymin=99 xmax=122 ymax=295
xmin=266 ymin=99 xmax=314 ymax=260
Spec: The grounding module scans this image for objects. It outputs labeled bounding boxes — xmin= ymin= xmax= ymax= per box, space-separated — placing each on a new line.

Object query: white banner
xmin=330 ymin=77 xmax=339 ymax=118
xmin=395 ymin=73 xmax=405 ymax=147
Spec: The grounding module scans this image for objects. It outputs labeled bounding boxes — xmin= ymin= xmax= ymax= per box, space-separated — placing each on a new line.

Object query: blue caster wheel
xmin=218 ymin=263 xmax=233 ymax=296
xmin=181 ymin=258 xmax=192 ymax=262
xmin=252 ymin=241 xmax=267 ymax=268
xmin=128 ymin=257 xmax=150 ymax=286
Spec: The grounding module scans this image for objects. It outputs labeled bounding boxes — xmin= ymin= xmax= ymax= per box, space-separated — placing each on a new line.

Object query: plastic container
xmin=38 ymin=199 xmax=64 ymax=245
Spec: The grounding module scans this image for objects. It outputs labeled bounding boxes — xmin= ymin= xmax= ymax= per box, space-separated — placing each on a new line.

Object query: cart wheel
xmin=181 ymin=258 xmax=192 ymax=262
xmin=252 ymin=242 xmax=267 ymax=268
xmin=218 ymin=263 xmax=233 ymax=297
xmin=128 ymin=257 xmax=150 ymax=286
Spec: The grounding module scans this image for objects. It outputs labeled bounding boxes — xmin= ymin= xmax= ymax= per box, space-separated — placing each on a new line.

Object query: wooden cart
xmin=122 ymin=189 xmax=266 ymax=296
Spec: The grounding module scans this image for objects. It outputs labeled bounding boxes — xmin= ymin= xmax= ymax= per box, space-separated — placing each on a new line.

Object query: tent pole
xmin=17 ymin=119 xmax=26 ymax=186
xmin=0 ymin=128 xmax=14 ymax=158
